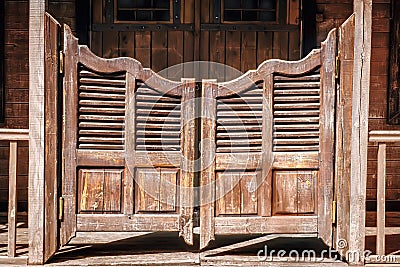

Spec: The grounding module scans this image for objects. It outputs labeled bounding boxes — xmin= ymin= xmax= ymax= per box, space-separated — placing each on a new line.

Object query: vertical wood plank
xmin=273 ymin=171 xmax=298 ymax=214
xmin=119 ymin=32 xmax=135 ymax=58
xmin=159 ymin=169 xmax=177 ymax=211
xmin=240 ymin=172 xmax=258 ymax=215
xmin=241 ymin=32 xmax=257 ymax=72
xmin=60 ymin=25 xmax=79 ymax=247
xmin=200 ymin=79 xmax=217 ymax=249
xmin=179 ymin=78 xmax=196 ymax=245
xmin=151 ymin=31 xmax=167 ymax=72
xmin=91 ymin=0 xmax=103 ymax=56
xmin=103 ymin=170 xmax=122 ymax=212
xmin=168 ymin=31 xmax=183 ymax=77
xmin=136 ymin=168 xmax=160 ymax=212
xmin=44 ymin=14 xmax=60 ymax=261
xmin=259 ymin=76 xmax=273 ymax=217
xmin=135 ymin=31 xmax=151 ymax=68
xmin=102 ymin=31 xmax=119 ymax=58
xmin=183 ymin=32 xmax=194 ymax=76
xmin=225 ymin=31 xmax=240 ymax=79
xmin=216 ymin=173 xmax=241 ymax=215
xmin=319 ymin=28 xmax=337 ymax=247
xmin=288 ymin=31 xmax=300 ymax=60
xmin=199 ymin=0 xmax=210 ymax=62
xmin=79 ymin=170 xmax=105 ymax=212
xmin=29 ymin=0 xmax=45 ymax=263
xmin=376 ymin=143 xmax=386 ymax=255
xmin=297 ymin=171 xmax=315 ymax=214
xmin=335 ymin=15 xmax=354 ymax=256
xmin=7 ymin=141 xmax=17 ymax=258
xmin=273 ymin=32 xmax=289 ymax=60
xmin=209 ymin=32 xmax=225 ymax=81
xmin=349 ymin=0 xmax=371 ymax=263
xmin=257 ymin=32 xmax=273 ymax=66
xmin=124 ymin=72 xmax=135 ymax=215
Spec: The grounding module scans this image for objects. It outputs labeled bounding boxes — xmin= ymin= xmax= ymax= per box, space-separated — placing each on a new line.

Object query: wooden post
xmin=8 ymin=141 xmax=17 ymax=258
xmin=349 ymin=0 xmax=372 ymax=265
xmin=29 ymin=0 xmax=46 ymax=264
xmin=376 ymin=143 xmax=386 ymax=256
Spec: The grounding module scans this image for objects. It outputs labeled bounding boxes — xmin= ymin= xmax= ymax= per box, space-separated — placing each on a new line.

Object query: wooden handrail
xmin=0 ymin=129 xmax=29 ymax=257
xmin=369 ymin=130 xmax=400 ymax=256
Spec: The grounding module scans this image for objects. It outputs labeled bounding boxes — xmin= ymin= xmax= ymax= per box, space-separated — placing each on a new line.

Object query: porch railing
xmin=0 ymin=129 xmax=29 ymax=257
xmin=367 ymin=131 xmax=400 ymax=257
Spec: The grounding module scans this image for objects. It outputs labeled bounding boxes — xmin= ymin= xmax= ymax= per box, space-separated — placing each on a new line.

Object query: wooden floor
xmin=0 ymin=214 xmax=399 ymax=266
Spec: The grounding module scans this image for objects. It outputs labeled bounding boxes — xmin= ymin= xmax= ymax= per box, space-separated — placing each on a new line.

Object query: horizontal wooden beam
xmin=365 ymin=227 xmax=400 ymax=236
xmin=214 ymin=216 xmax=317 ymax=235
xmin=77 ymin=214 xmax=180 ymax=232
xmin=0 ymin=129 xmax=29 ymax=141
xmin=369 ymin=131 xmax=400 ymax=143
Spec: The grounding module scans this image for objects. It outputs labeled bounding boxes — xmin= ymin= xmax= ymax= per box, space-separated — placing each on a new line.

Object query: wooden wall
xmin=0 ymin=0 xmax=29 ymax=212
xmin=90 ymin=0 xmax=301 ymax=75
xmin=367 ymin=0 xmax=400 ymax=230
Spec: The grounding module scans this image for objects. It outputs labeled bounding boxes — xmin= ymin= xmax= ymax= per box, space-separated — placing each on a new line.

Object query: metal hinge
xmin=335 ymin=56 xmax=340 ymax=79
xmin=332 ymin=200 xmax=337 ymax=224
xmin=58 ymin=197 xmax=64 ymax=221
xmin=59 ymin=50 xmax=64 ymax=74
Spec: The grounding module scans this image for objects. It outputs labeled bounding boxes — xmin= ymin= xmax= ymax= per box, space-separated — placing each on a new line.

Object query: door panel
xmin=78 ymin=169 xmax=122 ymax=213
xmin=199 ymin=29 xmax=337 ymax=249
xmin=273 ymin=171 xmax=316 ymax=215
xmin=61 ymin=26 xmax=196 ymax=246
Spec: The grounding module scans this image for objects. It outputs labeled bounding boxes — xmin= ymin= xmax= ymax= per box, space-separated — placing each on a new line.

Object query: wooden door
xmin=199 ymin=28 xmax=337 ymax=249
xmin=60 ymin=26 xmax=196 ymax=246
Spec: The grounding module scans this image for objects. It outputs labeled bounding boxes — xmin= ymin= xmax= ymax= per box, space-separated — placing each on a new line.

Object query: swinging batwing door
xmin=60 ymin=26 xmax=195 ymax=246
xmin=199 ymin=29 xmax=337 ymax=249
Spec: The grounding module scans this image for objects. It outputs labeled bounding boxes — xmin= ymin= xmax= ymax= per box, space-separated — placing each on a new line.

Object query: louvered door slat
xmin=273 ymin=71 xmax=321 ymax=153
xmin=78 ymin=65 xmax=126 ymax=150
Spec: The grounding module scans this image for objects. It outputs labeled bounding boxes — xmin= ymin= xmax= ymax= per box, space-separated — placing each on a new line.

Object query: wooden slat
xmin=376 ymin=143 xmax=386 ymax=256
xmin=179 ymin=79 xmax=195 ymax=245
xmin=44 ymin=14 xmax=60 ymax=261
xmin=77 ymin=214 xmax=180 ymax=231
xmin=103 ymin=170 xmax=122 ymax=212
xmin=79 ymin=78 xmax=125 ymax=86
xmin=214 ymin=216 xmax=317 ymax=235
xmin=347 ymin=0 xmax=371 ymax=262
xmin=60 ymin=25 xmax=79 ymax=248
xmin=335 ymin=14 xmax=354 ymax=258
xmin=318 ymin=28 xmax=337 ymax=246
xmin=0 ymin=129 xmax=29 ymax=141
xmin=136 ymin=168 xmax=160 ymax=212
xmin=273 ymin=171 xmax=298 ymax=214
xmin=200 ymin=80 xmax=217 ymax=250
xmin=7 ymin=141 xmax=17 ymax=258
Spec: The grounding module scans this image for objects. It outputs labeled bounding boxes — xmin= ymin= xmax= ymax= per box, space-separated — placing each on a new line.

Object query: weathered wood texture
xmin=335 ymin=14 xmax=355 ymax=257
xmin=349 ymin=0 xmax=371 ymax=264
xmin=199 ymin=32 xmax=336 ymax=249
xmin=0 ymin=0 xmax=29 ymax=212
xmin=91 ymin=0 xmax=301 ymax=74
xmin=28 ymin=0 xmax=46 ymax=263
xmin=62 ymin=28 xmax=196 ymax=246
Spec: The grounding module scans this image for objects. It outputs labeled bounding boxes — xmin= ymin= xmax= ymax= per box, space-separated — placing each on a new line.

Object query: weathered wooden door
xmin=199 ymin=29 xmax=337 ymax=249
xmin=60 ymin=25 xmax=196 ymax=246
xmin=61 ymin=19 xmax=345 ymax=251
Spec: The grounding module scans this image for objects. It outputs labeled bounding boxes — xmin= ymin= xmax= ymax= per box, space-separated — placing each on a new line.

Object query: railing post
xmin=376 ymin=142 xmax=386 ymax=255
xmin=8 ymin=141 xmax=17 ymax=257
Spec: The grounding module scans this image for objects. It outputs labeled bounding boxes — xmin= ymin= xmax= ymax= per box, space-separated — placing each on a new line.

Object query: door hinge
xmin=59 ymin=50 xmax=64 ymax=74
xmin=58 ymin=197 xmax=64 ymax=221
xmin=335 ymin=56 xmax=340 ymax=79
xmin=332 ymin=200 xmax=337 ymax=224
